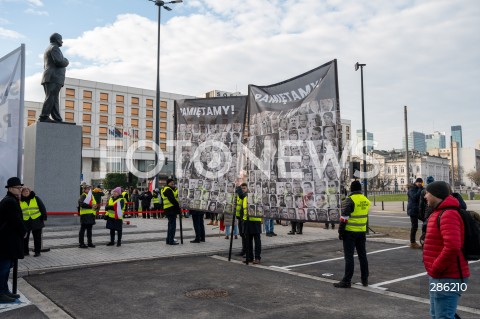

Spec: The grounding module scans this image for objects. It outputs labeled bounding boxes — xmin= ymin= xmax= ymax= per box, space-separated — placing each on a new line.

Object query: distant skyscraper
xmin=403 ymin=131 xmax=426 ymax=152
xmin=425 ymin=131 xmax=446 ymax=151
xmin=355 ymin=129 xmax=374 ymax=153
xmin=451 ymin=125 xmax=463 ymax=147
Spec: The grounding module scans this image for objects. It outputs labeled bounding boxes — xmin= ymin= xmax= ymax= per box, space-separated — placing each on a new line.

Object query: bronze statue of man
xmin=39 ymin=33 xmax=69 ymax=123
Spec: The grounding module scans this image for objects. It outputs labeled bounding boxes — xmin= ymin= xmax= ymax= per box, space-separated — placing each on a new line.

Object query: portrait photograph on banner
xmin=175 ymin=96 xmax=247 ymax=215
xmin=247 ymin=60 xmax=342 ymax=223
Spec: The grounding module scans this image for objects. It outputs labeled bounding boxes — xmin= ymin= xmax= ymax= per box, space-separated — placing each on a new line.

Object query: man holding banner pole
xmin=235 ymin=182 xmax=248 ymax=258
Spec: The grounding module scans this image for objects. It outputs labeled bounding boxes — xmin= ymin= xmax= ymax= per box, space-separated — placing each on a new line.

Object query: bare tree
xmin=466 ymin=170 xmax=480 ymax=186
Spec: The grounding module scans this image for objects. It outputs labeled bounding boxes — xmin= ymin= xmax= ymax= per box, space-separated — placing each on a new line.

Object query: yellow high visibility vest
xmin=242 ymin=194 xmax=262 ymax=222
xmin=161 ymin=186 xmax=178 ymax=209
xmin=152 ymin=193 xmax=160 ymax=204
xmin=20 ymin=197 xmax=41 ymax=221
xmin=106 ymin=197 xmax=124 ymax=219
xmin=80 ymin=193 xmax=97 ymax=215
xmin=345 ymin=194 xmax=370 ymax=232
xmin=235 ymin=196 xmax=244 ymax=218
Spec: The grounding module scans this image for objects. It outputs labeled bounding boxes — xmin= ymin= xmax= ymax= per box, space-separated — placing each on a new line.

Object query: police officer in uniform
xmin=334 ymin=180 xmax=370 ymax=288
xmin=78 ymin=185 xmax=97 ymax=248
xmin=161 ymin=179 xmax=180 ymax=245
xmin=235 ymin=183 xmax=248 ymax=256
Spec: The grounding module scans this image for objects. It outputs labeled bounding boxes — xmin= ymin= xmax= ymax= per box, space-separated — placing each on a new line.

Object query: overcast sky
xmin=1 ymin=0 xmax=479 ymax=150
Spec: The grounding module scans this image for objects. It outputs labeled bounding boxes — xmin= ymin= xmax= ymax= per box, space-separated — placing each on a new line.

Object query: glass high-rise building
xmin=403 ymin=131 xmax=426 ymax=152
xmin=425 ymin=131 xmax=446 ymax=151
xmin=451 ymin=125 xmax=463 ymax=147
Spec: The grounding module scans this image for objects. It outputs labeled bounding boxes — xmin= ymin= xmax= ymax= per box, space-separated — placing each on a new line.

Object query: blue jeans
xmin=0 ymin=259 xmax=13 ymax=294
xmin=429 ymin=277 xmax=467 ymax=319
xmin=264 ymin=219 xmax=274 ymax=233
xmin=226 ymin=225 xmax=238 ymax=236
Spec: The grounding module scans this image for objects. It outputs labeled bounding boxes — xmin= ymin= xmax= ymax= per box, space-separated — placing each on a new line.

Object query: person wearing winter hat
xmin=161 ymin=179 xmax=180 ymax=245
xmin=78 ymin=185 xmax=97 ymax=248
xmin=423 ymin=181 xmax=470 ymax=318
xmin=418 ymin=177 xmax=435 ymax=246
xmin=407 ymin=177 xmax=424 ymax=249
xmin=105 ymin=187 xmax=124 ymax=246
xmin=334 ymin=180 xmax=371 ymax=288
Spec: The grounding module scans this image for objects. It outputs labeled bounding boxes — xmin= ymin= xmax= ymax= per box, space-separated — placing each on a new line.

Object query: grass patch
xmin=368 ymin=194 xmax=408 ymax=202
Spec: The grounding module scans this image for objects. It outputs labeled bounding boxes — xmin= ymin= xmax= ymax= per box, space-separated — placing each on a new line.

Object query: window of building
xmin=27 ymin=119 xmax=36 ymax=126
xmin=145 ymin=131 xmax=153 ymax=140
xmin=65 ymin=112 xmax=74 ymax=121
xmin=82 ymin=137 xmax=91 ymax=147
xmin=160 ymin=111 xmax=167 ymax=119
xmin=131 ymin=108 xmax=139 ymax=116
xmin=160 ymin=122 xmax=167 ymax=129
xmin=159 ymin=132 xmax=167 ymax=140
xmin=116 ymin=95 xmax=124 ymax=104
xmin=66 ymin=88 xmax=75 ymax=98
xmin=65 ymin=100 xmax=75 ymax=109
xmin=160 ymin=143 xmax=166 ymax=151
xmin=146 ymin=120 xmax=153 ymax=128
xmin=82 ymin=126 xmax=91 ymax=134
xmin=91 ymin=158 xmax=100 ymax=172
xmin=388 ymin=167 xmax=391 ymax=174
xmin=401 ymin=166 xmax=405 ymax=173
xmin=116 ymin=106 xmax=124 ymax=114
xmin=83 ymin=90 xmax=92 ymax=100
xmin=146 ymin=99 xmax=153 ymax=108
xmin=160 ymin=100 xmax=167 ymax=109
xmin=400 ymin=178 xmax=405 ymax=185
xmin=100 ymin=104 xmax=108 ymax=113
xmin=131 ymin=97 xmax=139 ymax=105
xmin=131 ymin=119 xmax=139 ymax=127
xmin=100 ymin=93 xmax=109 ymax=102
xmin=83 ymin=102 xmax=92 ymax=111
xmin=99 ymin=127 xmax=107 ymax=136
xmin=116 ymin=117 xmax=124 ymax=126
xmin=394 ymin=166 xmax=398 ymax=174
xmin=146 ymin=109 xmax=153 ymax=117
xmin=100 ymin=115 xmax=108 ymax=125
xmin=99 ymin=138 xmax=107 ymax=147
xmin=83 ymin=114 xmax=91 ymax=123
xmin=27 ymin=110 xmax=36 ymax=117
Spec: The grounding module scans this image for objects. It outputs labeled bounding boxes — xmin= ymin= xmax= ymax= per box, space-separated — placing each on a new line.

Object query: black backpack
xmin=437 ymin=207 xmax=480 ymax=261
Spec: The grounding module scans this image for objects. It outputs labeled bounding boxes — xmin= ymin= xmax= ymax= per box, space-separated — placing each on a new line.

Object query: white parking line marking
xmin=282 ymin=245 xmax=409 ymax=269
xmin=370 ymin=272 xmax=428 ymax=288
xmin=210 ymin=255 xmax=480 ymax=316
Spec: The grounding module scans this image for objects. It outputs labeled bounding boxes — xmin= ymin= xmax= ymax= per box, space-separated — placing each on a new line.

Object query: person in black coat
xmin=407 ymin=178 xmax=424 ymax=248
xmin=140 ymin=190 xmax=152 ymax=219
xmin=0 ymin=177 xmax=27 ymax=303
xmin=20 ymin=187 xmax=47 ymax=257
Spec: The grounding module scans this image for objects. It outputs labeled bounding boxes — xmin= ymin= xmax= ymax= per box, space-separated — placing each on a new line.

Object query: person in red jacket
xmin=423 ymin=181 xmax=470 ymax=319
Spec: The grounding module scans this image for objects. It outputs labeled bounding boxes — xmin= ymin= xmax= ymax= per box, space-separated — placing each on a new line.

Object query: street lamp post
xmin=355 ymin=62 xmax=367 ymax=197
xmin=149 ymin=0 xmax=182 ymax=189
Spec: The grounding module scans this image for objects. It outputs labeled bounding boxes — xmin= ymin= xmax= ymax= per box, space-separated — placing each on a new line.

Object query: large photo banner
xmin=0 ymin=45 xmax=24 ymax=198
xmin=247 ymin=60 xmax=342 ymax=223
xmin=175 ymin=96 xmax=247 ymax=214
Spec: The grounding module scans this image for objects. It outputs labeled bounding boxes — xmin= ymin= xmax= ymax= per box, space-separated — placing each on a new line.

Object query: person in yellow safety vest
xmin=240 ymin=183 xmax=262 ymax=264
xmin=20 ymin=187 xmax=47 ymax=257
xmin=78 ymin=185 xmax=98 ymax=249
xmin=334 ymin=180 xmax=371 ymax=288
xmin=234 ymin=183 xmax=248 ymax=257
xmin=152 ymin=188 xmax=161 ymax=219
xmin=161 ymin=179 xmax=180 ymax=245
xmin=105 ymin=186 xmax=124 ymax=247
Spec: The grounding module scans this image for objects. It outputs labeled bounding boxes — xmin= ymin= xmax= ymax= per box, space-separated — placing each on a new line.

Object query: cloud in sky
xmin=24 ymin=0 xmax=480 ymax=149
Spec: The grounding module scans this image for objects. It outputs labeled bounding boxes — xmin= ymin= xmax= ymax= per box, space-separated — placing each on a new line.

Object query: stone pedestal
xmin=23 ymin=122 xmax=82 ymax=226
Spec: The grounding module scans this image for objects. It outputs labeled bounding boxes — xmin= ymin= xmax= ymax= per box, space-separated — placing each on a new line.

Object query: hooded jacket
xmin=423 ymin=195 xmax=470 ymax=279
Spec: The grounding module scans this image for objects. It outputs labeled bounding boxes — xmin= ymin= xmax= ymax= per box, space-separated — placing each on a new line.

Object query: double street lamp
xmin=148 ymin=0 xmax=182 ymax=188
xmin=355 ymin=62 xmax=367 ymax=197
